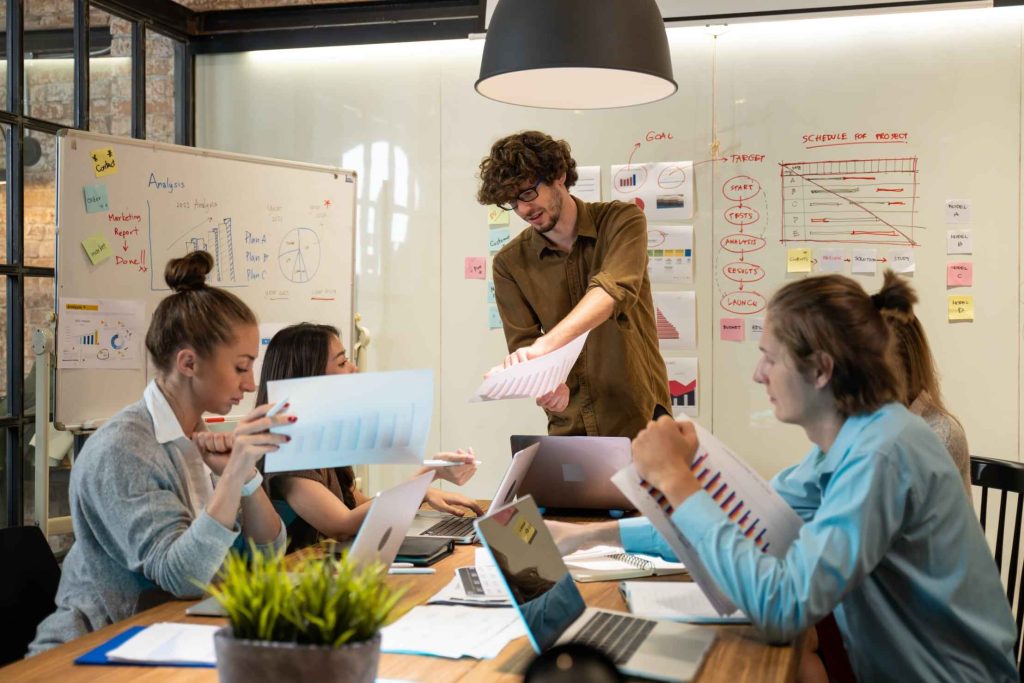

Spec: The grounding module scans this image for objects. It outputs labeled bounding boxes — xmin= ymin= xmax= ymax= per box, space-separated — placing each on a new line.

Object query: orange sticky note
xmin=720 ymin=318 xmax=745 ymax=342
xmin=946 ymin=262 xmax=972 ymax=287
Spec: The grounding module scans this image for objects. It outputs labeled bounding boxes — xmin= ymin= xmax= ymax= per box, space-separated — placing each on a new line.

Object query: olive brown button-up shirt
xmin=492 ymin=197 xmax=671 ymax=438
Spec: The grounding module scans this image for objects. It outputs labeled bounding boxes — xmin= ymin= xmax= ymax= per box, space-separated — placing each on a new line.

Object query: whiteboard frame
xmin=53 ymin=129 xmax=358 ymax=430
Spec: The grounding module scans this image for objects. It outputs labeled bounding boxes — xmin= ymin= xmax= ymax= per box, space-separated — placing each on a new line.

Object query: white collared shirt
xmin=143 ymin=380 xmax=214 ymax=517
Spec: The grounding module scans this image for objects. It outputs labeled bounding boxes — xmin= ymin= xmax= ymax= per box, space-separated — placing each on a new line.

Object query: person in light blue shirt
xmin=548 ymin=271 xmax=1017 ymax=683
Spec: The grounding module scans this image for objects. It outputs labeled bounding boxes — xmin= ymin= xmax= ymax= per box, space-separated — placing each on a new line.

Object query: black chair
xmin=970 ymin=455 xmax=1024 ymax=675
xmin=0 ymin=525 xmax=61 ymax=664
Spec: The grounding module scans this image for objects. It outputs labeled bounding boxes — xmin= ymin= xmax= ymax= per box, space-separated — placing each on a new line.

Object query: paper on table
xmin=381 ymin=605 xmax=525 ymax=659
xmin=427 ymin=567 xmax=511 ymax=606
xmin=621 ymin=581 xmax=748 ymax=624
xmin=105 ymin=622 xmax=218 ymax=666
xmin=471 ymin=331 xmax=589 ymax=402
xmin=264 ymin=369 xmax=433 ymax=473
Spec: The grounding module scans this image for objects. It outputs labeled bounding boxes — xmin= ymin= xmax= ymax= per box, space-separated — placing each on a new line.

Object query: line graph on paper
xmin=780 ymin=157 xmax=919 ymax=246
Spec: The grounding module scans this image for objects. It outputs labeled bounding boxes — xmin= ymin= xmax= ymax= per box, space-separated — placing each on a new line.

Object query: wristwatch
xmin=240 ymin=469 xmax=263 ymax=497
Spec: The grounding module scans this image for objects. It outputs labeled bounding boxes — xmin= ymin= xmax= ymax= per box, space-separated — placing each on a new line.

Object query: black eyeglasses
xmin=497 ymin=180 xmax=542 ymax=211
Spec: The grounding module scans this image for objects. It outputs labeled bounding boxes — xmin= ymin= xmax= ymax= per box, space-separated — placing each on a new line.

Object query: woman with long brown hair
xmin=257 ymin=322 xmax=482 ymax=551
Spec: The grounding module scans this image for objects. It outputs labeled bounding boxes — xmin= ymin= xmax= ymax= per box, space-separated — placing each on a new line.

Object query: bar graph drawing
xmin=780 ymin=157 xmax=919 ymax=246
xmin=177 ymin=216 xmax=238 ymax=284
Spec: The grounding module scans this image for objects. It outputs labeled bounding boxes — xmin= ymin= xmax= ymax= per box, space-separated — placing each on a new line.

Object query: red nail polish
xmin=288 ymin=416 xmax=297 ymax=423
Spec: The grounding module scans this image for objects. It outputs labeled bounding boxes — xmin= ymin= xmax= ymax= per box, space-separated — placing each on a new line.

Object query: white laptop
xmin=406 ymin=442 xmax=540 ymax=544
xmin=187 ymin=472 xmax=435 ymax=617
xmin=348 ymin=471 xmax=435 ymax=568
xmin=474 ymin=496 xmax=716 ymax=682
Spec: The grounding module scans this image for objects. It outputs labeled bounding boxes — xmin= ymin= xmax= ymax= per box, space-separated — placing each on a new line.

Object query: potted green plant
xmin=207 ymin=545 xmax=404 ymax=683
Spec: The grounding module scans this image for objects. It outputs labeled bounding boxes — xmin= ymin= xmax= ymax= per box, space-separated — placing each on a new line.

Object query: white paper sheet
xmin=471 ymin=331 xmax=589 ymax=402
xmin=621 ymin=581 xmax=748 ymax=624
xmin=381 ymin=605 xmax=525 ymax=659
xmin=264 ymin=369 xmax=433 ymax=473
xmin=58 ymin=297 xmax=145 ymax=370
xmin=427 ymin=566 xmax=512 ymax=606
xmin=573 ymin=166 xmax=602 ymax=202
xmin=653 ymin=291 xmax=696 ymax=351
xmin=664 ymin=356 xmax=698 ymax=418
xmin=106 ymin=622 xmax=219 ymax=665
xmin=647 ymin=225 xmax=694 ymax=284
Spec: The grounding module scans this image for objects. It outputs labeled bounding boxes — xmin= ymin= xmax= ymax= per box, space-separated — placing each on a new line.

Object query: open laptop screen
xmin=475 ymin=496 xmax=586 ymax=651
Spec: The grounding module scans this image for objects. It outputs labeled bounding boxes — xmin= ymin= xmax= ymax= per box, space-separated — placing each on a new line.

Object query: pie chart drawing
xmin=658 ymin=166 xmax=687 ymax=189
xmin=279 ymin=228 xmax=321 ymax=284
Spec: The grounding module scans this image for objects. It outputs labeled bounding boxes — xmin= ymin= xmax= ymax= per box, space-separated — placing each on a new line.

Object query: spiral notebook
xmin=563 ymin=544 xmax=687 ymax=582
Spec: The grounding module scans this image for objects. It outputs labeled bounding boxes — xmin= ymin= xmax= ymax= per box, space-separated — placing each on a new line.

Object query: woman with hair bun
xmin=547 ymin=273 xmax=1016 ymax=682
xmin=875 ymin=269 xmax=971 ymax=492
xmin=29 ymin=251 xmax=289 ymax=654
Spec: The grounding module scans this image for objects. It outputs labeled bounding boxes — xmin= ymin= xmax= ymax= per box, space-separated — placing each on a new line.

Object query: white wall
xmin=197 ymin=6 xmax=1024 ymax=500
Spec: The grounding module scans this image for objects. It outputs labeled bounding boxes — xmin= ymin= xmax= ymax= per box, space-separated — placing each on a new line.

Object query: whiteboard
xmin=196 ymin=6 xmax=1024 ymax=499
xmin=54 ymin=130 xmax=356 ymax=428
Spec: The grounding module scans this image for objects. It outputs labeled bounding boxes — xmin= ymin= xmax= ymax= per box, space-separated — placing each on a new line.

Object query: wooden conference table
xmin=2 ymin=513 xmax=806 ymax=683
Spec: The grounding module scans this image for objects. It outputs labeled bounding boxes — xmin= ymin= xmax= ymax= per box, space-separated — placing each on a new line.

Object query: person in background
xmin=876 ymin=269 xmax=971 ymax=493
xmin=546 ymin=273 xmax=1016 ymax=683
xmin=30 ymin=251 xmax=288 ymax=654
xmin=477 ymin=130 xmax=670 ymax=438
xmin=256 ymin=323 xmax=483 ymax=551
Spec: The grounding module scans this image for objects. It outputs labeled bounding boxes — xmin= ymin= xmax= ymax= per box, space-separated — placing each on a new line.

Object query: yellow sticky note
xmin=948 ymin=295 xmax=974 ymax=322
xmin=82 ymin=232 xmax=112 ymax=265
xmin=487 ymin=205 xmax=510 ymax=225
xmin=90 ymin=147 xmax=118 ymax=177
xmin=787 ymin=248 xmax=812 ymax=273
xmin=513 ymin=516 xmax=537 ymax=544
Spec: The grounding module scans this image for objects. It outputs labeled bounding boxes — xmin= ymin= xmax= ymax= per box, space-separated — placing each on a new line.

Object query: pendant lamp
xmin=476 ymin=0 xmax=677 ymax=109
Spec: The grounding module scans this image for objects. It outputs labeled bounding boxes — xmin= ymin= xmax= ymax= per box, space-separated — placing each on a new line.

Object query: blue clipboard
xmin=74 ymin=625 xmax=215 ymax=668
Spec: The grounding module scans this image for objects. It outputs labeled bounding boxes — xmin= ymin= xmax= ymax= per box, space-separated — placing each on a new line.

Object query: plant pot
xmin=214 ymin=627 xmax=381 ymax=683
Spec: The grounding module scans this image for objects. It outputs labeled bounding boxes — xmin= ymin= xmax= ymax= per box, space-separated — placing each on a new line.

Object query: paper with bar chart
xmin=471 ymin=331 xmax=589 ymax=402
xmin=648 ymin=225 xmax=694 ymax=284
xmin=664 ymin=356 xmax=698 ymax=417
xmin=611 ymin=161 xmax=694 ymax=221
xmin=653 ymin=291 xmax=696 ymax=350
xmin=57 ymin=297 xmax=145 ymax=370
xmin=612 ymin=419 xmax=804 ymax=615
xmin=263 ymin=369 xmax=433 ymax=472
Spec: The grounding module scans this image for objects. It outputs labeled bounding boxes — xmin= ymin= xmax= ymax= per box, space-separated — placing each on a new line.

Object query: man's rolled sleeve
xmin=586 ymin=207 xmax=648 ymax=317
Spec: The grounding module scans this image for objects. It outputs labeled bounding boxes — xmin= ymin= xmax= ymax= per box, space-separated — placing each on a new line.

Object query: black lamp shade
xmin=476 ymin=0 xmax=677 ymax=109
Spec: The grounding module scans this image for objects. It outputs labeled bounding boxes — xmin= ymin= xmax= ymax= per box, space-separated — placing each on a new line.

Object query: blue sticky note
xmin=489 ymin=227 xmax=511 ymax=254
xmin=83 ymin=183 xmax=109 ymax=213
xmin=488 ymin=304 xmax=503 ymax=330
xmin=487 ymin=280 xmax=496 ymax=303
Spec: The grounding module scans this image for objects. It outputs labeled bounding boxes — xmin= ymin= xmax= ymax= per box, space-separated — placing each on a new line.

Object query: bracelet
xmin=240 ymin=469 xmax=264 ymax=497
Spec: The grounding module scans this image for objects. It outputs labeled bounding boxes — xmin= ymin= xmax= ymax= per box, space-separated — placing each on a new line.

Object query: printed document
xmin=472 ymin=331 xmax=588 ymax=402
xmin=265 ymin=369 xmax=433 ymax=473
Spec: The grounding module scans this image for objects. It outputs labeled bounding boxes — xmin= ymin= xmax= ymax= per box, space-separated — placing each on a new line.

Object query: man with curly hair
xmin=478 ymin=130 xmax=670 ymax=438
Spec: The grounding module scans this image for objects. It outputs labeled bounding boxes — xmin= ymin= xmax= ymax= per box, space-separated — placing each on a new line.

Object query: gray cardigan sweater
xmin=29 ymin=394 xmax=283 ymax=654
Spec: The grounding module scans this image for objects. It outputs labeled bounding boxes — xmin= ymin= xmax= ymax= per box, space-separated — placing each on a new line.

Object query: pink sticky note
xmin=464 ymin=256 xmax=486 ymax=280
xmin=946 ymin=261 xmax=972 ymax=287
xmin=720 ymin=317 xmax=745 ymax=342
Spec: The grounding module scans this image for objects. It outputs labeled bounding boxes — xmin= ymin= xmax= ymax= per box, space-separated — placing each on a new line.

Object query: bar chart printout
xmin=780 ymin=157 xmax=918 ymax=246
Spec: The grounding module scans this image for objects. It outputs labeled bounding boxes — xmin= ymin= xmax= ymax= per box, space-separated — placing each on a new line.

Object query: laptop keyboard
xmin=572 ymin=611 xmax=657 ymax=664
xmin=421 ymin=516 xmax=476 ymax=538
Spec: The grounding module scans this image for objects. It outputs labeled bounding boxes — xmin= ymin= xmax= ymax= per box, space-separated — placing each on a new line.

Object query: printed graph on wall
xmin=664 ymin=356 xmax=697 ymax=417
xmin=653 ymin=291 xmax=696 ymax=350
xmin=611 ymin=161 xmax=694 ymax=221
xmin=780 ymin=157 xmax=918 ymax=246
xmin=648 ymin=225 xmax=694 ymax=284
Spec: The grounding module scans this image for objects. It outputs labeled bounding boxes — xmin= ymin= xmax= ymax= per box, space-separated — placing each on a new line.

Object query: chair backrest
xmin=0 ymin=525 xmax=61 ymax=664
xmin=970 ymin=455 xmax=1024 ymax=676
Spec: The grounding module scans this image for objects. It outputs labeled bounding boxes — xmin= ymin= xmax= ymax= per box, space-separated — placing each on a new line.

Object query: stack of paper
xmin=105 ymin=622 xmax=219 ymax=666
xmin=381 ymin=605 xmax=525 ymax=659
xmin=427 ymin=565 xmax=512 ymax=607
xmin=621 ymin=581 xmax=748 ymax=624
xmin=471 ymin=332 xmax=589 ymax=402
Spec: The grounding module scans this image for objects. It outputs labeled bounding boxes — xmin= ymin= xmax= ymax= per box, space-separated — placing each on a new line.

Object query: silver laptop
xmin=406 ymin=442 xmax=540 ymax=543
xmin=510 ymin=436 xmax=635 ymax=511
xmin=474 ymin=496 xmax=715 ymax=682
xmin=187 ymin=472 xmax=434 ymax=617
